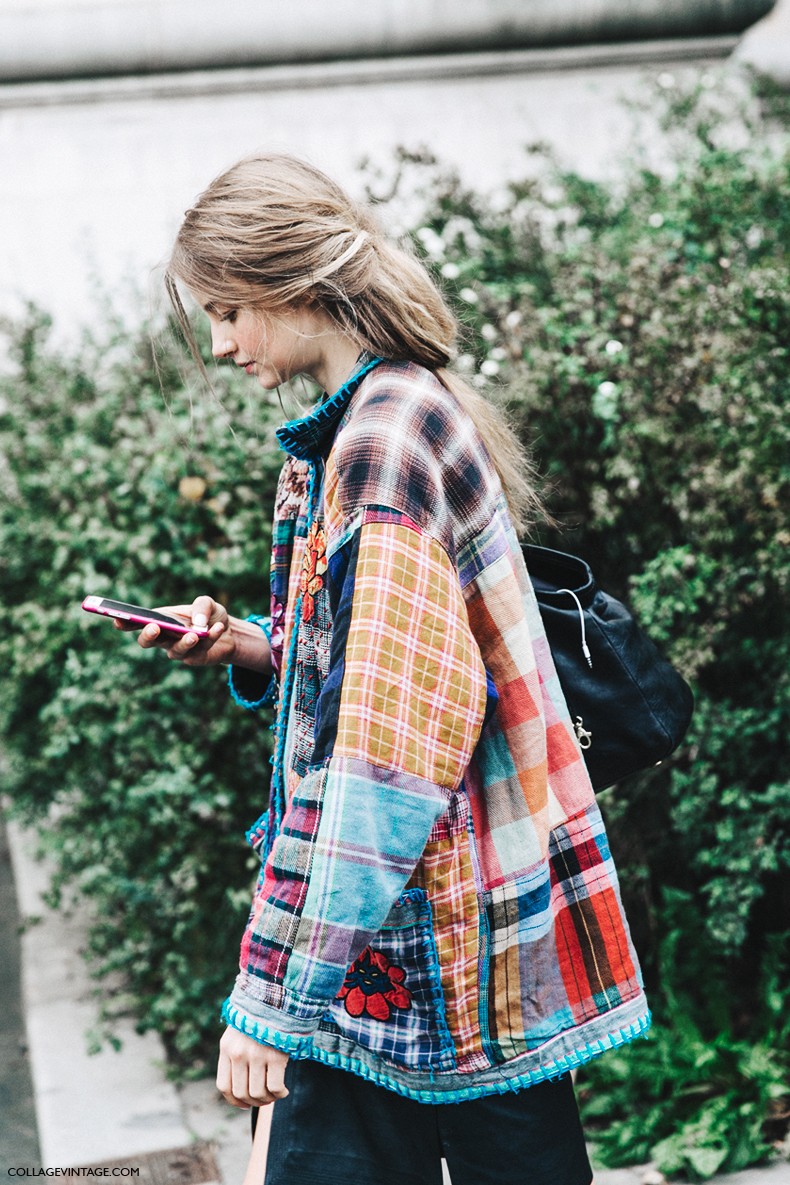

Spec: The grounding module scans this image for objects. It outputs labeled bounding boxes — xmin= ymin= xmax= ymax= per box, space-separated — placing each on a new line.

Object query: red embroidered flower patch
xmin=338 ymin=946 xmax=413 ymax=1021
xmin=300 ymin=523 xmax=327 ymax=623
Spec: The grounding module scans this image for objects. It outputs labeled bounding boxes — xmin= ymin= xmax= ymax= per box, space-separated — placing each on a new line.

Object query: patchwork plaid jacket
xmin=223 ymin=357 xmax=650 ymax=1102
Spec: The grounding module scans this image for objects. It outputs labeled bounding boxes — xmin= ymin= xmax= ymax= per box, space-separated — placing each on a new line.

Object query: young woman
xmin=129 ymin=153 xmax=650 ymax=1184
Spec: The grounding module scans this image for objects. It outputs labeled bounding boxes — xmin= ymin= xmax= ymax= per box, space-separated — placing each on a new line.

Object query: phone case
xmin=82 ymin=596 xmax=210 ymax=637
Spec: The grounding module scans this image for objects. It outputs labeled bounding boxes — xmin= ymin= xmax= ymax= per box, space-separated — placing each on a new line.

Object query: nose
xmin=211 ymin=324 xmax=235 ymax=359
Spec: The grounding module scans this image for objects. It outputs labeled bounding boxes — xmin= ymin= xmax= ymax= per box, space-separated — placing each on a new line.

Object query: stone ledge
xmin=0 ymin=0 xmax=771 ymax=84
xmin=0 ymin=36 xmax=739 ymax=111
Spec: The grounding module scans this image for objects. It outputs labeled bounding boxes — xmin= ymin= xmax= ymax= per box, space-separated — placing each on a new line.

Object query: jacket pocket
xmin=319 ymin=888 xmax=456 ymax=1072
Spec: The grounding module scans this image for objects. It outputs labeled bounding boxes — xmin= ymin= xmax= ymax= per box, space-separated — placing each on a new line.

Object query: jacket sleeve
xmin=222 ymin=508 xmax=487 ymax=1046
xmin=227 ymin=615 xmax=277 ymax=710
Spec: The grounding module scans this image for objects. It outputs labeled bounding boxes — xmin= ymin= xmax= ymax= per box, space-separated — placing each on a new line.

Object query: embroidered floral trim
xmin=338 ymin=947 xmax=414 ymax=1021
xmin=300 ymin=522 xmax=327 ymax=623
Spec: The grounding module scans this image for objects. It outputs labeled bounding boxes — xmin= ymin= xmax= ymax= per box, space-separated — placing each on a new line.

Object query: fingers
xmin=247 ymin=1060 xmax=268 ymax=1107
xmin=138 ymin=623 xmax=201 ymax=656
xmin=189 ymin=594 xmax=217 ymax=631
xmin=109 ymin=596 xmax=233 ymax=666
xmin=230 ymin=1052 xmax=254 ymax=1109
xmin=265 ymin=1055 xmax=289 ymax=1100
xmin=163 ymin=630 xmax=206 ymax=661
xmin=127 ymin=621 xmax=200 ymax=660
xmin=114 ymin=599 xmax=225 ymax=661
xmin=136 ymin=623 xmax=162 ymax=648
xmin=216 ymin=1029 xmax=290 ymax=1109
xmin=163 ymin=598 xmax=227 ymax=663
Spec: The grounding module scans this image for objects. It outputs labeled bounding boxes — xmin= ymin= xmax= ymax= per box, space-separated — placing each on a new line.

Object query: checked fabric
xmin=223 ymin=359 xmax=650 ymax=1102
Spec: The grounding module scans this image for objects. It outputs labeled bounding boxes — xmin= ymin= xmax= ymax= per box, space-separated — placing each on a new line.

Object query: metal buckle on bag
xmin=573 ymin=716 xmax=593 ymax=749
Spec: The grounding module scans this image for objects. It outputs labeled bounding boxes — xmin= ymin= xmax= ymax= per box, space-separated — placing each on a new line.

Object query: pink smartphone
xmin=82 ymin=596 xmax=210 ymax=637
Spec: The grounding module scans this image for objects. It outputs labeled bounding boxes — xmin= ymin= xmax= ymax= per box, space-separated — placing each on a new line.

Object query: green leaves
xmin=581 ymin=1019 xmax=787 ymax=1181
xmin=0 ymin=307 xmax=282 ymax=1069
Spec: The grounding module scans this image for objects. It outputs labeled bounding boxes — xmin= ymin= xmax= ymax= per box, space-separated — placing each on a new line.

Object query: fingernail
xmin=193 ymin=614 xmax=208 ymax=628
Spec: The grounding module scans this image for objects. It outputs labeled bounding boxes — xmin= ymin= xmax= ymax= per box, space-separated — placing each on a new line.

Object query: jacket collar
xmin=275 ymin=354 xmax=384 ymax=460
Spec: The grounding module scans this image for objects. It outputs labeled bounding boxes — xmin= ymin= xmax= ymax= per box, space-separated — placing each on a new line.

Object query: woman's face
xmin=198 ymin=296 xmax=327 ymax=390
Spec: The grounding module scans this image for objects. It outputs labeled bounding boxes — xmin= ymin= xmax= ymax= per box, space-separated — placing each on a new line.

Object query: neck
xmin=315 ymin=334 xmax=366 ymax=396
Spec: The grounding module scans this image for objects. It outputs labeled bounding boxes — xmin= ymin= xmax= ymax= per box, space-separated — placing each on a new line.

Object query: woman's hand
xmin=114 ymin=595 xmax=236 ymax=667
xmin=216 ymin=1026 xmax=290 ymax=1109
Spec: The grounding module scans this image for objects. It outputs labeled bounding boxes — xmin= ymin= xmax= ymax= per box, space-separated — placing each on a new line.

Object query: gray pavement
xmin=0 ymin=820 xmax=40 ymax=1167
xmin=4 ymin=818 xmax=788 ymax=1185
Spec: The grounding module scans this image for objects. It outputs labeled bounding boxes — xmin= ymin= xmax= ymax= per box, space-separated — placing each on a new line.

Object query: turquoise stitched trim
xmin=276 ymin=356 xmax=384 ymax=459
xmin=306 ymin=455 xmax=321 ymax=520
xmin=228 ymin=615 xmax=275 ymax=710
xmin=464 ymin=805 xmax=494 ymax=1056
xmin=245 ymin=811 xmax=269 ymax=852
xmin=392 ymin=887 xmax=428 ymax=909
xmin=476 ymin=904 xmax=493 ymax=1056
xmin=264 ymin=597 xmax=301 ymax=857
xmin=262 ymin=459 xmax=319 ymax=859
xmin=300 ymin=1010 xmax=653 ymax=1104
xmin=223 ymin=999 xmax=650 ymax=1102
xmin=222 ymin=1000 xmax=315 ymax=1055
xmin=262 ymin=356 xmax=368 ymax=847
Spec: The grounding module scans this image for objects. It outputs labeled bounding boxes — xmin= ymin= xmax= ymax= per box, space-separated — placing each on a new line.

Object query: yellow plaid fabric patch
xmin=335 ymin=518 xmax=486 ymax=791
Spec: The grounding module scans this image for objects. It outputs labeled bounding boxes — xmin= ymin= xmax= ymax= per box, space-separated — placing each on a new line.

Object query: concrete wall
xmin=0 ymin=39 xmax=748 ymax=340
xmin=0 ymin=0 xmax=774 ymax=81
xmin=0 ymin=3 xmax=772 ymax=341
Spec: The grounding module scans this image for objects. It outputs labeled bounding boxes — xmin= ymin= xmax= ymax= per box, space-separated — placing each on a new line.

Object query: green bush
xmin=1 ymin=73 xmax=788 ymax=1169
xmin=0 ymin=310 xmax=284 ymax=1066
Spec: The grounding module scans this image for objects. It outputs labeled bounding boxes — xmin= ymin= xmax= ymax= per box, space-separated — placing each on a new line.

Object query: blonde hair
xmin=166 ymin=152 xmax=542 ymax=534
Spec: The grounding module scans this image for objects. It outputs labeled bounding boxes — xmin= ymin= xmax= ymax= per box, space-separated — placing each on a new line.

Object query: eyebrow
xmin=203 ymin=301 xmax=220 ymax=315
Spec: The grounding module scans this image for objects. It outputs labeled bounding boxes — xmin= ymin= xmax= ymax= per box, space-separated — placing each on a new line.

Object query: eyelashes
xmin=220 ymin=310 xmax=238 ymax=324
